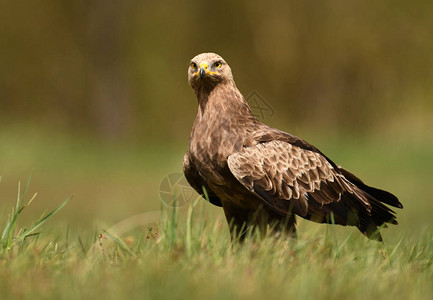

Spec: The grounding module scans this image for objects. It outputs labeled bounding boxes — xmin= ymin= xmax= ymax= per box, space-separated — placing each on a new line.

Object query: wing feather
xmin=227 ymin=140 xmax=369 ymax=218
xmin=183 ymin=153 xmax=223 ymax=207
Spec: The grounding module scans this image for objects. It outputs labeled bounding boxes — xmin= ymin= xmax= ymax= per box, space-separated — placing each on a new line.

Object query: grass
xmin=0 ymin=186 xmax=432 ymax=300
xmin=0 ymin=176 xmax=70 ymax=254
xmin=0 ymin=128 xmax=432 ymax=299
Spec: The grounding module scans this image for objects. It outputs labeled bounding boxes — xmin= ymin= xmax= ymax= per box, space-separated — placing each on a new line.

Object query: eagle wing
xmin=227 ymin=140 xmax=399 ymax=232
xmin=183 ymin=153 xmax=223 ymax=207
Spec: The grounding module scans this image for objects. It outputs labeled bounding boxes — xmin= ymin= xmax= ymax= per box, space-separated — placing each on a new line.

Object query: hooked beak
xmin=199 ymin=67 xmax=206 ymax=79
xmin=194 ymin=62 xmax=218 ymax=80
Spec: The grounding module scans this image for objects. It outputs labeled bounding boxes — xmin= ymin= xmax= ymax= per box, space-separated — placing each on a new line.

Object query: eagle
xmin=183 ymin=52 xmax=403 ymax=241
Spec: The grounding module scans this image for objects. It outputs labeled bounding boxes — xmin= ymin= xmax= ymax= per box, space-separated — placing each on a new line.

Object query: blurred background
xmin=1 ymin=1 xmax=432 ymax=237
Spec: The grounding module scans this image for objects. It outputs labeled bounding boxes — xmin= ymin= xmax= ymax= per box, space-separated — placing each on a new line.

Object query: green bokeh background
xmin=1 ymin=0 xmax=432 ymax=235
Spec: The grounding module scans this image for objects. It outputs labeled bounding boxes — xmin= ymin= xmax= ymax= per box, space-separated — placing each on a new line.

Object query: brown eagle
xmin=183 ymin=52 xmax=402 ymax=241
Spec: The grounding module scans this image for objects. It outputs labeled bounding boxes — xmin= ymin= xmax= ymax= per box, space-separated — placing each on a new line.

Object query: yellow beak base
xmin=193 ymin=62 xmax=218 ymax=78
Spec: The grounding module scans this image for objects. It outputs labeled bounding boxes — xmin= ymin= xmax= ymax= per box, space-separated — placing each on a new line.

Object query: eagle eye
xmin=190 ymin=62 xmax=197 ymax=69
xmin=214 ymin=61 xmax=222 ymax=68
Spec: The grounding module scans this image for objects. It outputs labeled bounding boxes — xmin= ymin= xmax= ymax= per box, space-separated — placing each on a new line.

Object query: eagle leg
xmin=222 ymin=203 xmax=297 ymax=241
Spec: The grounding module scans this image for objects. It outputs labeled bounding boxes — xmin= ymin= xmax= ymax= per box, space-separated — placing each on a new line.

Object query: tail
xmin=339 ymin=167 xmax=403 ymax=241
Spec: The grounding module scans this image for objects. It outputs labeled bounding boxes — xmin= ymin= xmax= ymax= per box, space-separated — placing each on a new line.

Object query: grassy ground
xmin=1 ymin=127 xmax=432 ymax=299
xmin=0 ymin=199 xmax=432 ymax=300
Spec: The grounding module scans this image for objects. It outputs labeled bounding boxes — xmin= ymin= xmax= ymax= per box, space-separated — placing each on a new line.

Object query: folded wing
xmin=227 ymin=140 xmax=400 ymax=239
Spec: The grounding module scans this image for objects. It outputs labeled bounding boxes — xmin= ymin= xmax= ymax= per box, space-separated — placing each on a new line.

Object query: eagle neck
xmin=195 ymin=81 xmax=254 ymax=122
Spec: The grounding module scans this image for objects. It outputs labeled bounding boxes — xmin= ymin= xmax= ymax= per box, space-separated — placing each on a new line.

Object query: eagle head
xmin=188 ymin=52 xmax=234 ymax=91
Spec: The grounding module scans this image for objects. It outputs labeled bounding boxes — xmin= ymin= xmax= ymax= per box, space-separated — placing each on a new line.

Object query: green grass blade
xmin=1 ymin=182 xmax=21 ymax=249
xmin=18 ymin=174 xmax=33 ymax=211
xmin=17 ymin=196 xmax=71 ymax=240
xmin=186 ymin=199 xmax=199 ymax=257
xmin=103 ymin=229 xmax=135 ymax=257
